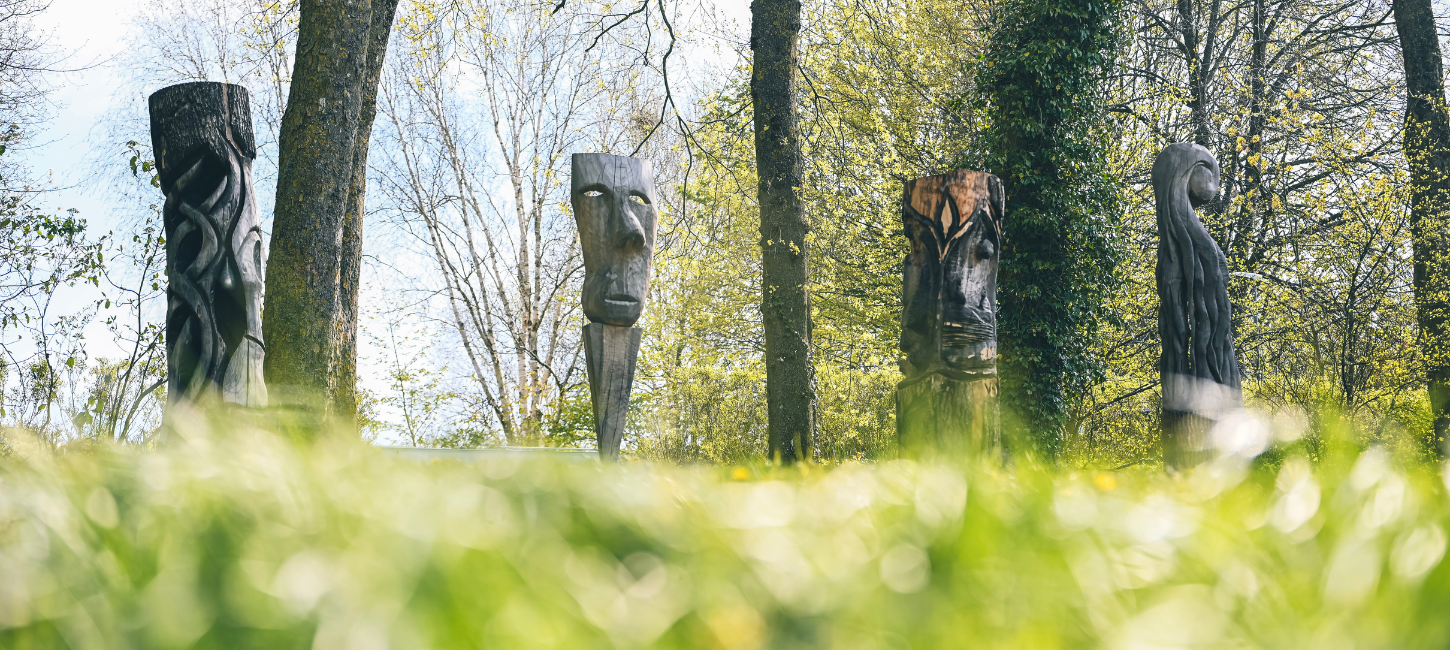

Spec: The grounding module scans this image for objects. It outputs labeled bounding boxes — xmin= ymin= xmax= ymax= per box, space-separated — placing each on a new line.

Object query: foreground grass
xmin=2 ymin=428 xmax=1450 ymax=649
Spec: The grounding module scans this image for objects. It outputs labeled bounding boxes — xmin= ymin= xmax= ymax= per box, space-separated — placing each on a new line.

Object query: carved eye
xmin=976 ymin=239 xmax=995 ymax=260
xmin=584 ymin=190 xmax=603 ymax=197
xmin=629 ymin=194 xmax=650 ymax=206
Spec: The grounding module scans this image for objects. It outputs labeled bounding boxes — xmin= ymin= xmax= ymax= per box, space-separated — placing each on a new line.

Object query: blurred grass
xmin=3 ymin=417 xmax=1450 ymax=649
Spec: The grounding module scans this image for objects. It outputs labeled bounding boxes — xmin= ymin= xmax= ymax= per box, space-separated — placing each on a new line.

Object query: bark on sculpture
xmin=149 ymin=82 xmax=268 ymax=411
xmin=572 ymin=153 xmax=657 ymax=460
xmin=1154 ymin=143 xmax=1241 ymax=468
xmin=897 ymin=170 xmax=1004 ymax=457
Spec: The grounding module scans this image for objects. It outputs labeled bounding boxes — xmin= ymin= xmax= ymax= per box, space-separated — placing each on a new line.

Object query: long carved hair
xmin=1153 ymin=143 xmax=1240 ymax=406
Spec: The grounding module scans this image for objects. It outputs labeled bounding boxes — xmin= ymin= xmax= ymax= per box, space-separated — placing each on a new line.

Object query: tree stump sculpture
xmin=572 ymin=153 xmax=657 ymax=460
xmin=1154 ymin=143 xmax=1241 ymax=469
xmin=149 ymin=82 xmax=268 ymax=412
xmin=897 ymin=170 xmax=1005 ymax=457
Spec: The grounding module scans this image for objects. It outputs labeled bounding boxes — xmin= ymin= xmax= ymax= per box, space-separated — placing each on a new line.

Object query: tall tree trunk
xmin=264 ymin=0 xmax=398 ymax=430
xmin=336 ymin=0 xmax=401 ymax=430
xmin=1393 ymin=0 xmax=1450 ymax=454
xmin=752 ymin=0 xmax=816 ymax=463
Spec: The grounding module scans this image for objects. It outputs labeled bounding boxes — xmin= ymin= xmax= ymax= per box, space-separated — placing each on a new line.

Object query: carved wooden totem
xmin=897 ymin=170 xmax=1004 ymax=457
xmin=149 ymin=82 xmax=268 ymax=411
xmin=1154 ymin=143 xmax=1241 ymax=468
xmin=572 ymin=153 xmax=657 ymax=460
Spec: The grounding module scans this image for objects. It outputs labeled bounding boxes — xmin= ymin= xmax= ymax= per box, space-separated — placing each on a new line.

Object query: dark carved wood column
xmin=1154 ymin=143 xmax=1242 ymax=469
xmin=572 ymin=153 xmax=658 ymax=460
xmin=149 ymin=81 xmax=268 ymax=412
xmin=897 ymin=170 xmax=1004 ymax=458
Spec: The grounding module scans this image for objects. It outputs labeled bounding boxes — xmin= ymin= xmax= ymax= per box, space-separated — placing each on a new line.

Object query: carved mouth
xmin=604 ymin=295 xmax=639 ymax=307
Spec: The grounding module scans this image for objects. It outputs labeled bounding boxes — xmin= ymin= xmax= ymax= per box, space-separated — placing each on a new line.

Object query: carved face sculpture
xmin=900 ymin=170 xmax=1005 ymax=381
xmin=571 ymin=153 xmax=658 ymax=327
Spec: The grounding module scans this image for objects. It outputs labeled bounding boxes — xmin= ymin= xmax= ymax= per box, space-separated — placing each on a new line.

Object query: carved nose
xmin=616 ymin=199 xmax=646 ymax=252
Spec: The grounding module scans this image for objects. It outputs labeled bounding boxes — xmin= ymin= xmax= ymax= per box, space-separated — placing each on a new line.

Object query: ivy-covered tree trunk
xmin=1393 ymin=0 xmax=1450 ymax=454
xmin=752 ymin=0 xmax=816 ymax=462
xmin=976 ymin=0 xmax=1124 ymax=454
xmin=263 ymin=0 xmax=398 ymax=429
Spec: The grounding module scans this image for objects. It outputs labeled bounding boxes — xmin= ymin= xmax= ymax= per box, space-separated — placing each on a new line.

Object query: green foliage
xmin=814 ymin=365 xmax=898 ymax=461
xmin=5 ymin=423 xmax=1450 ymax=647
xmin=633 ymin=365 xmax=768 ymax=463
xmin=544 ymin=392 xmax=596 ymax=449
xmin=971 ymin=0 xmax=1126 ymax=455
xmin=0 ymin=154 xmax=106 ymax=363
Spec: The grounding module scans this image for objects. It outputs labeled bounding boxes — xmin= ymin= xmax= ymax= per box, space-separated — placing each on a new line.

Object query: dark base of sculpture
xmin=583 ymin=323 xmax=641 ymax=460
xmin=1162 ymin=409 xmax=1215 ymax=470
xmin=897 ymin=374 xmax=1000 ymax=459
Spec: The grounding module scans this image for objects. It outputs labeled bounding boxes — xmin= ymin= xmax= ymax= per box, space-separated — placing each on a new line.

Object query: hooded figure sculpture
xmin=1153 ymin=143 xmax=1241 ymax=467
xmin=571 ymin=153 xmax=657 ymax=459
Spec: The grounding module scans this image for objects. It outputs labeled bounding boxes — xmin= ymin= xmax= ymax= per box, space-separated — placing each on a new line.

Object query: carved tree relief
xmin=1154 ymin=143 xmax=1241 ymax=468
xmin=149 ymin=82 xmax=268 ymax=411
xmin=572 ymin=153 xmax=657 ymax=459
xmin=897 ymin=170 xmax=1004 ymax=457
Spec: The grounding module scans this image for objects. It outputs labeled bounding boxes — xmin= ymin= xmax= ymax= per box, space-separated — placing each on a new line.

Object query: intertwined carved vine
xmin=149 ymin=82 xmax=267 ymax=409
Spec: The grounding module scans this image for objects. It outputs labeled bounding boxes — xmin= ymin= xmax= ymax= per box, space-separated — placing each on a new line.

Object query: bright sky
xmin=24 ymin=0 xmax=142 ymax=216
xmin=19 ymin=0 xmax=145 ymax=361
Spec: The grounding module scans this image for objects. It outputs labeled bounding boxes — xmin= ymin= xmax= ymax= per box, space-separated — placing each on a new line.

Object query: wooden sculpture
xmin=897 ymin=170 xmax=1005 ymax=457
xmin=1154 ymin=143 xmax=1241 ymax=468
xmin=572 ymin=153 xmax=657 ymax=460
xmin=149 ymin=81 xmax=268 ymax=411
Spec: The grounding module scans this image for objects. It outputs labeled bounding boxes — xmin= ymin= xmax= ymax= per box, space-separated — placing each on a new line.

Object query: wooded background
xmin=0 ymin=0 xmax=1444 ymax=467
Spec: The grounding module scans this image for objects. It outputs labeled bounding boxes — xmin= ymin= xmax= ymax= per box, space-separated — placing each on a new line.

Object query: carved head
xmin=571 ymin=153 xmax=658 ymax=327
xmin=900 ymin=170 xmax=1005 ymax=380
xmin=1153 ymin=142 xmax=1220 ymax=216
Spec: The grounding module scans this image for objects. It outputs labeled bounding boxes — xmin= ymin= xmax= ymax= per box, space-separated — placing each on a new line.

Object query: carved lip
xmin=604 ymin=295 xmax=639 ymax=307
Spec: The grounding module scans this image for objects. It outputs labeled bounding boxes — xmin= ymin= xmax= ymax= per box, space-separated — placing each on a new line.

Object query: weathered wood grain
xmin=571 ymin=153 xmax=657 ymax=328
xmin=897 ymin=375 xmax=1000 ymax=459
xmin=583 ymin=323 xmax=641 ymax=460
xmin=573 ymin=154 xmax=656 ymax=460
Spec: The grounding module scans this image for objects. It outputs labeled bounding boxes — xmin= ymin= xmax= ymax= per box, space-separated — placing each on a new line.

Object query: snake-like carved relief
xmin=149 ymin=82 xmax=267 ymax=408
